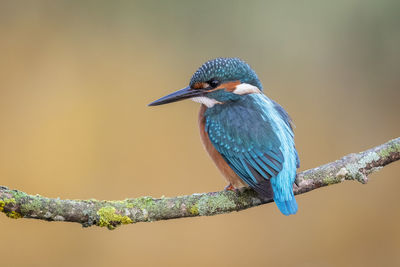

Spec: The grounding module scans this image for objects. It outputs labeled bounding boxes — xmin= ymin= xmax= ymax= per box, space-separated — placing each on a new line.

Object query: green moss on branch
xmin=0 ymin=137 xmax=399 ymax=230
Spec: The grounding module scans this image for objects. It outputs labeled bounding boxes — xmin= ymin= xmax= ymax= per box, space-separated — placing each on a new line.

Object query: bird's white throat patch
xmin=191 ymin=97 xmax=222 ymax=108
xmin=233 ymin=83 xmax=261 ymax=95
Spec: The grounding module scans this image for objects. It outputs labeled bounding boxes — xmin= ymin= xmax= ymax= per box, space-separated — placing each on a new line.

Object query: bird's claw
xmin=224 ymin=184 xmax=235 ymax=191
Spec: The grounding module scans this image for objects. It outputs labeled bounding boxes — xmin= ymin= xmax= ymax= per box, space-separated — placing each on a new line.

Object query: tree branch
xmin=1 ymin=137 xmax=399 ymax=229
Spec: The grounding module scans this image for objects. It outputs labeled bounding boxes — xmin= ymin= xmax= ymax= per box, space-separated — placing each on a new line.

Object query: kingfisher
xmin=149 ymin=58 xmax=299 ymax=215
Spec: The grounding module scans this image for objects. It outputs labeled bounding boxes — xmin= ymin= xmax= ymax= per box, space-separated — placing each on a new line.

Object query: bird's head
xmin=148 ymin=58 xmax=263 ymax=108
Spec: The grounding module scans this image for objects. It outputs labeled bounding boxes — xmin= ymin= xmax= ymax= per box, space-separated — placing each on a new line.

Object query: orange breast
xmin=198 ymin=105 xmax=247 ymax=189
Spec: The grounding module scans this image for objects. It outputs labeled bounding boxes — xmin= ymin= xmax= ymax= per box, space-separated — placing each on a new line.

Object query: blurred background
xmin=0 ymin=1 xmax=399 ymax=266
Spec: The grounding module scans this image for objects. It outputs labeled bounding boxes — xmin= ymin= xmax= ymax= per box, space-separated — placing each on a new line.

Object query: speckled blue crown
xmin=189 ymin=58 xmax=263 ymax=90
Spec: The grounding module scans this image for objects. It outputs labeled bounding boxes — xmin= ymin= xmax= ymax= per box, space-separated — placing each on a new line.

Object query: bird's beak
xmin=148 ymin=86 xmax=205 ymax=106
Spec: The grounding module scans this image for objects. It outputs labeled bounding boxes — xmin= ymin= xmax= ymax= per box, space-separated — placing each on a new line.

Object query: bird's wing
xmin=205 ymin=108 xmax=283 ymax=198
xmin=272 ymin=101 xmax=300 ymax=168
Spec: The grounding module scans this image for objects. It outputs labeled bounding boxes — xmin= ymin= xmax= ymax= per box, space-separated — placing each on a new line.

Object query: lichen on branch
xmin=1 ymin=137 xmax=399 ymax=230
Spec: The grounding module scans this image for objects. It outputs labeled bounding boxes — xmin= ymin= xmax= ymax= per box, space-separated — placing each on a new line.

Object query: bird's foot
xmin=224 ymin=184 xmax=235 ymax=191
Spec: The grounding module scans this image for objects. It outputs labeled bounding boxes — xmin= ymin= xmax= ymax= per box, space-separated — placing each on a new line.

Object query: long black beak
xmin=148 ymin=86 xmax=204 ymax=106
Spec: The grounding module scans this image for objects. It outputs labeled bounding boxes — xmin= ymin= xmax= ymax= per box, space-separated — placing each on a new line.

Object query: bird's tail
xmin=274 ymin=196 xmax=298 ymax=216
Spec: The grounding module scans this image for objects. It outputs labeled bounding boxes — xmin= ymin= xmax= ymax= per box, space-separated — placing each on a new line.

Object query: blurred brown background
xmin=0 ymin=1 xmax=399 ymax=266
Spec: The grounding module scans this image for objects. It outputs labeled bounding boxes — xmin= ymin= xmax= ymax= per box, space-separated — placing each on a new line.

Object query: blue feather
xmin=275 ymin=197 xmax=298 ymax=216
xmin=205 ymin=93 xmax=299 ymax=215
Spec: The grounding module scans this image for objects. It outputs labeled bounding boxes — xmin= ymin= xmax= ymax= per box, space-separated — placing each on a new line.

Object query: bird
xmin=148 ymin=58 xmax=299 ymax=215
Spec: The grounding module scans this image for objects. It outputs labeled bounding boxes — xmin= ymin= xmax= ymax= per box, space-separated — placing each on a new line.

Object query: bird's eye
xmin=209 ymin=79 xmax=220 ymax=88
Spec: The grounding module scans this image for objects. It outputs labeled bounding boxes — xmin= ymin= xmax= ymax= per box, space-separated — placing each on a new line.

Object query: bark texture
xmin=1 ymin=137 xmax=399 ymax=230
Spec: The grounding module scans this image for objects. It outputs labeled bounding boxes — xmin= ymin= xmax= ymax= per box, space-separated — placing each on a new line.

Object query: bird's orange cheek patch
xmin=193 ymin=80 xmax=241 ymax=92
xmin=216 ymin=80 xmax=241 ymax=92
xmin=193 ymin=82 xmax=207 ymax=89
